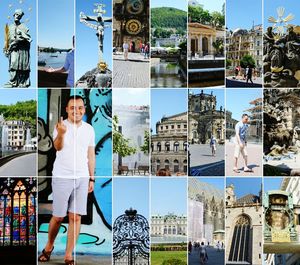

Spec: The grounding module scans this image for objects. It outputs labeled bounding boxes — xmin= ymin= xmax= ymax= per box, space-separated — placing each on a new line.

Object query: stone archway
xmin=202 ymin=37 xmax=208 ymax=55
xmin=191 ymin=38 xmax=198 ymax=54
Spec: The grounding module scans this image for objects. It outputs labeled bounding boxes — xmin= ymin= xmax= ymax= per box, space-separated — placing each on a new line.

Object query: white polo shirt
xmin=52 ymin=119 xmax=95 ymax=178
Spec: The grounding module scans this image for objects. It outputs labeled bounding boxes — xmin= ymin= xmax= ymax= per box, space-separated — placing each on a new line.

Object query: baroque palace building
xmin=151 ymin=113 xmax=188 ymax=175
xmin=226 ymin=184 xmax=262 ymax=265
xmin=188 ymin=178 xmax=225 ymax=245
xmin=226 ymin=24 xmax=263 ymax=72
xmin=151 ymin=213 xmax=187 ymax=236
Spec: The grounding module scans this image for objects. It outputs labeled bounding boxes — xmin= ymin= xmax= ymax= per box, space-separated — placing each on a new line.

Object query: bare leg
xmin=65 ymin=212 xmax=81 ymax=261
xmin=243 ymin=155 xmax=249 ymax=170
xmin=39 ymin=216 xmax=64 ymax=261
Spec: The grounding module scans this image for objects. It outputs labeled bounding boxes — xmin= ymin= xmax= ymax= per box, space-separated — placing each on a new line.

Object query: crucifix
xmin=80 ymin=3 xmax=112 ymax=72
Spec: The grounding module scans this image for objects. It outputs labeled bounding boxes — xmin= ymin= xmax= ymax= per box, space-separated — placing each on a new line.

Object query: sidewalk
xmin=113 ymin=52 xmax=150 ymax=63
xmin=226 ymin=76 xmax=262 ymax=87
xmin=226 ymin=141 xmax=263 ymax=176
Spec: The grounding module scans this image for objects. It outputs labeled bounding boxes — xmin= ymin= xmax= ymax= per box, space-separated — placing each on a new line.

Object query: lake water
xmin=151 ymin=60 xmax=187 ymax=88
xmin=38 ymin=52 xmax=67 ymax=68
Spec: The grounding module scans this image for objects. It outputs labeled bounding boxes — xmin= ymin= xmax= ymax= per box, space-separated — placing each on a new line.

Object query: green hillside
xmin=151 ymin=7 xmax=187 ymax=30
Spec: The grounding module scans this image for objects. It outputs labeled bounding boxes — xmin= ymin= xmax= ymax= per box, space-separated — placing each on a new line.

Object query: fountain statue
xmin=264 ymin=7 xmax=300 ymax=87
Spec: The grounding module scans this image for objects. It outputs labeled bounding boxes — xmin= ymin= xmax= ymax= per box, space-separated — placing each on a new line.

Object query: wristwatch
xmin=89 ymin=178 xmax=95 ymax=182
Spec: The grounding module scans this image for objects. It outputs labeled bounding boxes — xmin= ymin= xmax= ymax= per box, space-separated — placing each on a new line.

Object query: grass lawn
xmin=151 ymin=251 xmax=187 ymax=265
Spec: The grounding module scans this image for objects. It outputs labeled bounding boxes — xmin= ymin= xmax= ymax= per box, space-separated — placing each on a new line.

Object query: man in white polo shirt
xmin=233 ymin=113 xmax=253 ymax=173
xmin=39 ymin=95 xmax=95 ymax=265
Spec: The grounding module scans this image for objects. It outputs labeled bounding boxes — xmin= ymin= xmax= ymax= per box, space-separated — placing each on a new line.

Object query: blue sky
xmin=113 ymin=178 xmax=149 ymax=220
xmin=264 ymin=0 xmax=300 ymax=30
xmin=0 ymin=0 xmax=36 ymax=87
xmin=196 ymin=0 xmax=224 ymax=13
xmin=226 ymin=89 xmax=262 ymax=121
xmin=190 ymin=89 xmax=224 ymax=110
xmin=151 ymin=89 xmax=187 ymax=134
xmin=151 ymin=0 xmax=187 ymax=11
xmin=226 ymin=177 xmax=262 ymax=199
xmin=264 ymin=177 xmax=283 ymax=192
xmin=76 ymin=0 xmax=112 ymax=81
xmin=38 ymin=0 xmax=74 ymax=49
xmin=226 ymin=0 xmax=262 ymax=30
xmin=151 ymin=178 xmax=187 ymax=216
xmin=193 ymin=177 xmax=224 ymax=191
xmin=0 ymin=89 xmax=36 ymax=104
xmin=113 ymin=89 xmax=150 ymax=106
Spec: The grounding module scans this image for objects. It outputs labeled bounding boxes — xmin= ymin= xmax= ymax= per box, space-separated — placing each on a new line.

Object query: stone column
xmin=199 ymin=35 xmax=203 ymax=56
xmin=210 ymin=35 xmax=213 ymax=55
xmin=188 ymin=33 xmax=191 ymax=54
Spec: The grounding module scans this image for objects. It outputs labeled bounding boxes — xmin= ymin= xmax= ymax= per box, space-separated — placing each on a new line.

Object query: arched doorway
xmin=202 ymin=37 xmax=208 ymax=56
xmin=191 ymin=38 xmax=198 ymax=55
xmin=228 ymin=214 xmax=252 ymax=263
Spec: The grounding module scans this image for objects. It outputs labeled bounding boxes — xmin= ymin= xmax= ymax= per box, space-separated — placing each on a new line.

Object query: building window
xmin=174 ymin=159 xmax=179 ymax=173
xmin=0 ymin=179 xmax=36 ymax=247
xmin=177 ymin=125 xmax=181 ymax=129
xmin=166 ymin=126 xmax=168 ymax=129
xmin=156 ymin=160 xmax=160 ymax=171
xmin=171 ymin=125 xmax=174 ymax=129
xmin=157 ymin=142 xmax=161 ymax=152
xmin=165 ymin=142 xmax=170 ymax=152
xmin=228 ymin=215 xmax=251 ymax=263
xmin=164 ymin=160 xmax=169 ymax=170
xmin=174 ymin=142 xmax=179 ymax=152
xmin=184 ymin=142 xmax=188 ymax=152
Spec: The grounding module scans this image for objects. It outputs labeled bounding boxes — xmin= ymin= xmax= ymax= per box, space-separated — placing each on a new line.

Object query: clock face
xmin=125 ymin=19 xmax=142 ymax=35
xmin=126 ymin=0 xmax=144 ymax=15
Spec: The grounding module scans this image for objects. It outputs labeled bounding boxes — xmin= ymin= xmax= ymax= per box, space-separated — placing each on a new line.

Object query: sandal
xmin=65 ymin=259 xmax=75 ymax=265
xmin=38 ymin=247 xmax=54 ymax=262
xmin=233 ymin=167 xmax=240 ymax=173
xmin=244 ymin=168 xmax=254 ymax=173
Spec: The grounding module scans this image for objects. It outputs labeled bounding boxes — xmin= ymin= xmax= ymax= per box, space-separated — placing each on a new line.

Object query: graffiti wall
xmin=38 ymin=88 xmax=112 ymax=176
xmin=38 ymin=177 xmax=112 ymax=255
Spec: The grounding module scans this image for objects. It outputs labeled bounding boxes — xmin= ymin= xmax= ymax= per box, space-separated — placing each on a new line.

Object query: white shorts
xmin=234 ymin=144 xmax=248 ymax=158
xmin=52 ymin=177 xmax=89 ymax=217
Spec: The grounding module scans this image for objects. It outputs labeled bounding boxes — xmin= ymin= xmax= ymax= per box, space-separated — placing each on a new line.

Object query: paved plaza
xmin=190 ymin=144 xmax=225 ymax=176
xmin=226 ymin=141 xmax=263 ymax=176
xmin=226 ymin=77 xmax=262 ymax=87
xmin=189 ymin=247 xmax=224 ymax=265
xmin=113 ymin=52 xmax=150 ymax=88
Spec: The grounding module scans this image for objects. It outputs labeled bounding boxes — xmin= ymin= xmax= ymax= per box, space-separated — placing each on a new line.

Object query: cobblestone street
xmin=113 ymin=52 xmax=150 ymax=88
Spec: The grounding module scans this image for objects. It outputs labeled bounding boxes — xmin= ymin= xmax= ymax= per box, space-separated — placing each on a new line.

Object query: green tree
xmin=113 ymin=115 xmax=136 ymax=157
xmin=240 ymin=54 xmax=256 ymax=68
xmin=140 ymin=130 xmax=149 ymax=155
xmin=226 ymin=58 xmax=232 ymax=68
xmin=212 ymin=39 xmax=224 ymax=56
xmin=211 ymin=11 xmax=225 ymax=27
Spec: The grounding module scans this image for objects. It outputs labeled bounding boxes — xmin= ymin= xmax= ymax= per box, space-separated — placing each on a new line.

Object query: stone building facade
xmin=188 ymin=22 xmax=225 ymax=57
xmin=151 ymin=112 xmax=187 ymax=175
xmin=151 ymin=213 xmax=187 ymax=236
xmin=113 ymin=105 xmax=150 ymax=173
xmin=113 ymin=0 xmax=149 ymax=51
xmin=188 ymin=178 xmax=225 ymax=245
xmin=188 ymin=90 xmax=225 ymax=144
xmin=225 ymin=184 xmax=262 ymax=265
xmin=226 ymin=25 xmax=263 ymax=73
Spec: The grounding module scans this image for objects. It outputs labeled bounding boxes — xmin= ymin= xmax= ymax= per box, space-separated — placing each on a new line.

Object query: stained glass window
xmin=0 ymin=178 xmax=36 ymax=247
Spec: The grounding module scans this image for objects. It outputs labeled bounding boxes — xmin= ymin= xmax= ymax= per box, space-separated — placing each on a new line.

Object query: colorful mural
xmin=38 ymin=88 xmax=112 ymax=176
